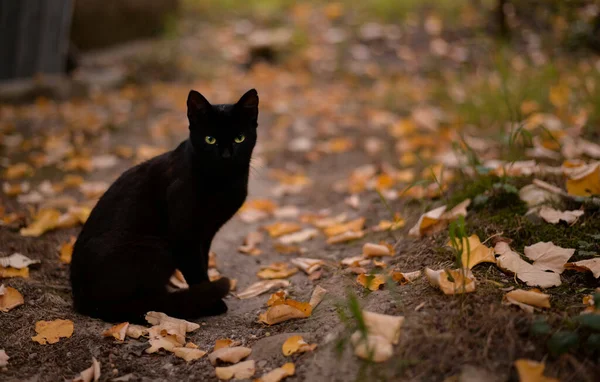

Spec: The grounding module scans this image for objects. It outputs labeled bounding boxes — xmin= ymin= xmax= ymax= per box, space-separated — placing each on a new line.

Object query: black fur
xmin=70 ymin=89 xmax=259 ymax=323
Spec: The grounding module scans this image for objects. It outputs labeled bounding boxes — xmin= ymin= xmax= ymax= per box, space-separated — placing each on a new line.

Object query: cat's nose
xmin=221 ymin=148 xmax=232 ymax=159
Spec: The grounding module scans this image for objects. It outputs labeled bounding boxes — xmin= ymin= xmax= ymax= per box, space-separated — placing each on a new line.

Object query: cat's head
xmin=186 ymin=89 xmax=258 ymax=169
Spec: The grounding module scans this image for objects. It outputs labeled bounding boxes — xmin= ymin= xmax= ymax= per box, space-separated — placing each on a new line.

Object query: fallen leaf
xmin=273 ymin=243 xmax=305 ymax=255
xmin=282 ymin=336 xmax=317 ymax=356
xmin=102 ymin=322 xmax=129 ymax=341
xmin=356 ymin=273 xmax=386 ymax=291
xmin=215 ymin=360 xmax=255 ymax=380
xmin=363 ymin=310 xmax=405 ymax=345
xmin=362 ymin=243 xmax=392 ymax=257
xmin=538 ymin=207 xmax=584 ymax=224
xmin=169 ymin=269 xmax=189 ymax=289
xmin=565 ymin=258 xmax=600 ymax=278
xmin=372 ymin=215 xmax=405 ymax=232
xmin=519 ymin=184 xmax=560 ymax=207
xmin=278 ymin=228 xmax=319 ymax=244
xmin=0 ymin=284 xmax=24 ymax=312
xmin=409 ymin=200 xmax=470 ymax=237
xmin=257 ymin=263 xmax=298 ymax=280
xmin=273 ymin=206 xmax=300 ymax=219
xmin=425 ymin=268 xmax=476 ymax=295
xmin=239 ymin=199 xmax=277 ymax=223
xmin=351 ymin=311 xmax=404 ymax=362
xmin=145 ymin=311 xmax=200 ymax=333
xmin=326 ymin=230 xmax=365 ymax=244
xmin=59 ymin=236 xmax=76 ymax=264
xmin=255 ymin=362 xmax=295 ymax=382
xmin=173 ymin=347 xmax=207 ymax=362
xmin=0 ymin=349 xmax=8 ymax=367
xmin=504 ymin=289 xmax=551 ymax=313
xmin=565 ymin=162 xmax=600 ymax=197
xmin=345 ymin=194 xmax=360 ymax=209
xmin=290 ymin=258 xmax=324 ymax=274
xmin=125 ymin=325 xmax=148 ymax=339
xmin=447 ymin=235 xmax=496 ymax=269
xmin=351 ymin=332 xmax=393 ymax=363
xmin=0 ymin=267 xmax=29 ymax=278
xmin=236 ymin=280 xmax=291 ymax=299
xmin=20 ymin=208 xmax=60 ymax=237
xmin=514 ymin=359 xmax=558 ymax=382
xmin=4 ymin=163 xmax=34 ymax=179
xmin=258 ymin=296 xmax=313 ymax=325
xmin=523 ymin=242 xmax=575 ymax=274
xmin=73 ymin=357 xmax=101 ymax=382
xmin=323 ymin=217 xmax=365 ymax=237
xmin=214 ymin=339 xmax=241 ymax=351
xmin=3 ymin=181 xmax=30 ymax=196
xmin=341 ymin=255 xmax=370 ymax=268
xmin=390 ymin=270 xmax=422 ymax=284
xmin=263 ymin=222 xmax=302 ymax=238
xmin=308 ymin=285 xmax=327 ymax=308
xmin=31 ymin=319 xmax=74 ymax=344
xmin=0 ymin=253 xmax=40 ymax=269
xmin=145 ymin=325 xmax=182 ymax=353
xmin=238 ymin=231 xmax=264 ymax=256
xmin=209 ymin=346 xmax=252 ymax=365
xmin=494 ymin=242 xmax=562 ymax=288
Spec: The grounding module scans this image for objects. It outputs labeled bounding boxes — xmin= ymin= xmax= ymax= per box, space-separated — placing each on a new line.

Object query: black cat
xmin=70 ymin=89 xmax=259 ymax=323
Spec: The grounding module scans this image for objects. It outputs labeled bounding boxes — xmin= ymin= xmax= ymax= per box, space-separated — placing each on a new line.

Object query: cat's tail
xmin=77 ymin=278 xmax=231 ymax=323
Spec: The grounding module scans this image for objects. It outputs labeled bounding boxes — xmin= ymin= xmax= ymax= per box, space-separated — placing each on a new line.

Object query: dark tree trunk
xmin=0 ymin=0 xmax=74 ymax=82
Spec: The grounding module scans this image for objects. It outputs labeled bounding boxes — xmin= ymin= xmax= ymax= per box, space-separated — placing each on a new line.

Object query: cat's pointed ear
xmin=187 ymin=90 xmax=211 ymax=123
xmin=235 ymin=89 xmax=259 ymax=123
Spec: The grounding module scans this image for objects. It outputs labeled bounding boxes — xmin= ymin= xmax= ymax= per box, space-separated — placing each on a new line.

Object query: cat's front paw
xmin=208 ymin=299 xmax=228 ymax=315
xmin=210 ymin=277 xmax=231 ymax=298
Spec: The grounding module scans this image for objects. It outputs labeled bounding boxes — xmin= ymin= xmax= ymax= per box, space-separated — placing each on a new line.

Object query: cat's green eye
xmin=234 ymin=134 xmax=245 ymax=143
xmin=205 ymin=136 xmax=217 ymax=145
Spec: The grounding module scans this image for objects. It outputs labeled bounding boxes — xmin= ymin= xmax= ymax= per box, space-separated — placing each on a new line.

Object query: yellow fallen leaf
xmin=565 ymin=162 xmax=600 ymax=196
xmin=362 ymin=243 xmax=392 ymax=257
xmin=2 ymin=181 xmax=30 ymax=196
xmin=514 ymin=359 xmax=558 ymax=382
xmin=4 ymin=163 xmax=34 ymax=179
xmin=20 ymin=208 xmax=60 ymax=237
xmin=255 ymin=362 xmax=295 ymax=382
xmin=31 ymin=319 xmax=74 ymax=345
xmin=350 ymin=311 xmax=404 ymax=362
xmin=169 ymin=269 xmax=189 ymax=289
xmin=214 ymin=339 xmax=241 ymax=351
xmin=282 ymin=335 xmax=317 ymax=356
xmin=565 ymin=258 xmax=600 ymax=278
xmin=425 ymin=268 xmax=476 ymax=295
xmin=323 ymin=217 xmax=365 ymax=237
xmin=308 ymin=285 xmax=327 ymax=309
xmin=145 ymin=325 xmax=182 ymax=353
xmin=290 ymin=258 xmax=324 ymax=274
xmin=125 ymin=324 xmax=148 ymax=339
xmin=504 ymin=289 xmax=551 ymax=313
xmin=0 ymin=266 xmax=29 ymax=278
xmin=63 ymin=174 xmax=85 ymax=188
xmin=494 ymin=242 xmax=562 ymax=288
xmin=263 ymin=222 xmax=302 ymax=238
xmin=145 ymin=311 xmax=200 ymax=332
xmin=372 ymin=215 xmax=405 ymax=232
xmin=356 ymin=274 xmax=386 ymax=291
xmin=258 ymin=297 xmax=313 ymax=325
xmin=257 ymin=263 xmax=298 ymax=280
xmin=238 ymin=231 xmax=264 ymax=256
xmin=408 ymin=199 xmax=470 ymax=238
xmin=73 ymin=357 xmax=100 ymax=382
xmin=351 ymin=333 xmax=393 ymax=363
xmin=208 ymin=346 xmax=252 ymax=365
xmin=173 ymin=347 xmax=207 ymax=362
xmin=0 ymin=285 xmax=24 ymax=312
xmin=390 ymin=270 xmax=422 ymax=284
xmin=215 ymin=360 xmax=255 ymax=380
xmin=59 ymin=236 xmax=76 ymax=264
xmin=363 ymin=311 xmax=404 ymax=345
xmin=102 ymin=322 xmax=129 ymax=341
xmin=80 ymin=182 xmax=109 ymax=199
xmin=278 ymin=228 xmax=319 ymax=244
xmin=273 ymin=243 xmax=304 ymax=255
xmin=447 ymin=234 xmax=495 ymax=269
xmin=326 ymin=230 xmax=365 ymax=244
xmin=523 ymin=242 xmax=575 ymax=274
xmin=538 ymin=207 xmax=583 ymax=224
xmin=340 ymin=256 xmax=370 ymax=268
xmin=267 ymin=291 xmax=287 ymax=306
xmin=236 ymin=280 xmax=290 ymax=299
xmin=318 ymin=137 xmax=354 ymax=153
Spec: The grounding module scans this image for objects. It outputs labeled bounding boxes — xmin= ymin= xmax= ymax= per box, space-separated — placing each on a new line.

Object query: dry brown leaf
xmin=356 ymin=273 xmax=386 ymax=291
xmin=257 ymin=263 xmax=298 ymax=280
xmin=0 ymin=349 xmax=8 ymax=367
xmin=447 ymin=235 xmax=496 ymax=269
xmin=282 ymin=335 xmax=317 ymax=356
xmin=363 ymin=311 xmax=404 ymax=345
xmin=214 ymin=339 xmax=241 ymax=351
xmin=565 ymin=258 xmax=600 ymax=278
xmin=362 ymin=243 xmax=392 ymax=257
xmin=20 ymin=208 xmax=60 ymax=237
xmin=0 ymin=253 xmax=40 ymax=269
xmin=4 ymin=163 xmax=34 ymax=179
xmin=504 ymin=289 xmax=551 ymax=313
xmin=169 ymin=269 xmax=189 ymax=289
xmin=258 ymin=297 xmax=313 ymax=325
xmin=425 ymin=268 xmax=476 ymax=295
xmin=309 ymin=285 xmax=327 ymax=308
xmin=273 ymin=243 xmax=305 ymax=255
xmin=323 ymin=217 xmax=365 ymax=237
xmin=390 ymin=270 xmax=422 ymax=284
xmin=0 ymin=285 xmax=24 ymax=312
xmin=0 ymin=267 xmax=29 ymax=278
xmin=278 ymin=228 xmax=319 ymax=244
xmin=264 ymin=222 xmax=302 ymax=238
xmin=59 ymin=236 xmax=76 ymax=264
xmin=125 ymin=325 xmax=148 ymax=339
xmin=215 ymin=360 xmax=255 ymax=380
xmin=351 ymin=332 xmax=393 ymax=363
xmin=255 ymin=362 xmax=295 ymax=382
xmin=290 ymin=258 xmax=324 ymax=275
xmin=102 ymin=322 xmax=129 ymax=341
xmin=173 ymin=347 xmax=207 ymax=362
xmin=350 ymin=311 xmax=404 ymax=362
xmin=145 ymin=325 xmax=182 ymax=353
xmin=341 ymin=255 xmax=370 ymax=268
xmin=31 ymin=319 xmax=74 ymax=345
xmin=238 ymin=231 xmax=264 ymax=256
xmin=523 ymin=242 xmax=575 ymax=274
xmin=538 ymin=207 xmax=583 ymax=224
xmin=145 ymin=311 xmax=200 ymax=333
xmin=73 ymin=357 xmax=101 ymax=382
xmin=236 ymin=280 xmax=290 ymax=299
xmin=494 ymin=242 xmax=562 ymax=288
xmin=208 ymin=346 xmax=252 ymax=365
xmin=326 ymin=230 xmax=365 ymax=244
xmin=514 ymin=359 xmax=558 ymax=382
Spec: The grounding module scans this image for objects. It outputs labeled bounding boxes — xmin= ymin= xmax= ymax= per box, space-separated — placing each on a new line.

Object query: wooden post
xmin=0 ymin=0 xmax=74 ymax=81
